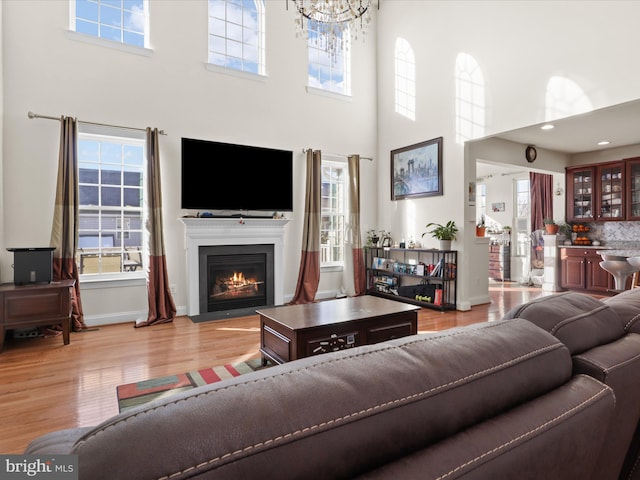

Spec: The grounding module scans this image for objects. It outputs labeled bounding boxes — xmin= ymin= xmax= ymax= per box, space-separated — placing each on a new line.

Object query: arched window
xmin=545 ymin=76 xmax=592 ymax=120
xmin=208 ymin=0 xmax=265 ymax=75
xmin=394 ymin=38 xmax=416 ymax=120
xmin=455 ymin=53 xmax=485 ymax=144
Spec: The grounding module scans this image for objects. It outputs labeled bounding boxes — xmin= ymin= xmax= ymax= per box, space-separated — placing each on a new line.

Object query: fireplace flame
xmin=211 ymin=270 xmax=263 ymax=298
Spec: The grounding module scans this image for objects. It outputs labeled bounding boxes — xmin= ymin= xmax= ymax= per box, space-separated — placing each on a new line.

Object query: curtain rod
xmin=27 ymin=111 xmax=167 ymax=135
xmin=302 ymin=148 xmax=373 ymax=161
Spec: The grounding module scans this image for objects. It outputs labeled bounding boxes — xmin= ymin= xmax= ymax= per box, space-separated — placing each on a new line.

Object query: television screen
xmin=181 ymin=138 xmax=294 ymax=212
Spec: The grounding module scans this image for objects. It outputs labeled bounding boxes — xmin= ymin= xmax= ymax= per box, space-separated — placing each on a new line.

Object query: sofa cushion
xmin=356 ymin=375 xmax=614 ymax=480
xmin=503 ymin=291 xmax=625 ymax=354
xmin=602 ymin=287 xmax=640 ymax=333
xmin=28 ymin=319 xmax=573 ymax=480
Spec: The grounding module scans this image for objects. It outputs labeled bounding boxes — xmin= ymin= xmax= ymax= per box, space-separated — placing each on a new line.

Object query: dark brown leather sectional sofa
xmin=25 ymin=289 xmax=640 ymax=480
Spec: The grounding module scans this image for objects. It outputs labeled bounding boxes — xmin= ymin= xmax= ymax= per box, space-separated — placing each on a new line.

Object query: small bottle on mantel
xmin=399 ymin=238 xmax=406 ymax=249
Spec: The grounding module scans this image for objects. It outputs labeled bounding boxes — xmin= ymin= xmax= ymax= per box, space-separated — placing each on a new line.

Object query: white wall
xmin=376 ymin=0 xmax=640 ymax=308
xmin=1 ymin=0 xmax=378 ymax=324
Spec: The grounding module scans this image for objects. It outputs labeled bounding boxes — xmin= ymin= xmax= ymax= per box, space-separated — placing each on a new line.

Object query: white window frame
xmin=307 ymin=22 xmax=351 ymax=97
xmin=394 ymin=37 xmax=416 ymax=120
xmin=70 ymin=0 xmax=150 ymax=50
xmin=321 ymin=158 xmax=348 ymax=269
xmin=207 ymin=0 xmax=266 ymax=77
xmin=77 ymin=124 xmax=146 ymax=283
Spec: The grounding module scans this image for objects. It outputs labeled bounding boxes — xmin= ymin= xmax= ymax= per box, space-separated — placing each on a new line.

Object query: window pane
xmin=76 ymin=0 xmax=98 ymax=21
xmin=100 ymin=5 xmax=122 ymax=27
xmin=100 ymin=25 xmax=122 ymax=42
xmin=123 ymin=31 xmax=144 ymax=47
xmin=76 ymin=19 xmax=99 ymax=36
xmin=80 ymin=185 xmax=99 ymax=205
xmin=101 ymin=186 xmax=121 ymax=206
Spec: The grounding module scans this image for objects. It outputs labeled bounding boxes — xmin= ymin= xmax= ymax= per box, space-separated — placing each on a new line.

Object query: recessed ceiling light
xmin=540 ymin=124 xmax=555 ymax=130
xmin=597 ymin=140 xmax=611 ymax=146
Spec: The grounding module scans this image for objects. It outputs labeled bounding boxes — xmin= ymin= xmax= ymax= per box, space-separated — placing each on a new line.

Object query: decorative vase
xmin=439 ymin=239 xmax=452 ymax=250
xmin=545 ymin=224 xmax=559 ymax=234
xmin=476 ymin=226 xmax=486 ymax=237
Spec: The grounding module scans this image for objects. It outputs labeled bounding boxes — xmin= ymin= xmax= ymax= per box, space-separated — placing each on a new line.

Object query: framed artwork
xmin=391 ymin=137 xmax=443 ymax=200
xmin=492 ymin=202 xmax=505 ymax=212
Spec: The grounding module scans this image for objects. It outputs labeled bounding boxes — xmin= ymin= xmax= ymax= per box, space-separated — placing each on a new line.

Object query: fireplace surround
xmin=181 ymin=217 xmax=289 ymax=316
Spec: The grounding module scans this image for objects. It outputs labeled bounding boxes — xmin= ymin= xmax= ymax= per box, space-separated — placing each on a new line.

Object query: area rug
xmin=116 ymin=358 xmax=269 ymax=412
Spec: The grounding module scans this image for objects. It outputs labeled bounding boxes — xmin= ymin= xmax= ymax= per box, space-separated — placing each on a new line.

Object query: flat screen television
xmin=181 ymin=137 xmax=294 ymax=212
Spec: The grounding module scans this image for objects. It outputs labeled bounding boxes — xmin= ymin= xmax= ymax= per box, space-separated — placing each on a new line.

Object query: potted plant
xmin=423 ymin=221 xmax=458 ymax=250
xmin=543 ymin=218 xmax=559 ymax=234
xmin=476 ymin=214 xmax=486 ymax=237
xmin=366 ymin=229 xmax=380 ymax=246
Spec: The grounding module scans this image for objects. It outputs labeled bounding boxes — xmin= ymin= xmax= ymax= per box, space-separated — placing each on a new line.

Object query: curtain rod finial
xmin=27 ymin=111 xmax=36 ymax=119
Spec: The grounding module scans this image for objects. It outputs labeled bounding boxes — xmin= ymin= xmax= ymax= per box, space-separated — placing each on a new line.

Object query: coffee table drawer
xmin=367 ymin=320 xmax=414 ymax=344
xmin=306 ymin=331 xmax=360 ymax=357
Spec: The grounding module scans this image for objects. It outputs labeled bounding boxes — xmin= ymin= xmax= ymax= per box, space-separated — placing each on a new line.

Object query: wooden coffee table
xmin=257 ymin=295 xmax=420 ymax=364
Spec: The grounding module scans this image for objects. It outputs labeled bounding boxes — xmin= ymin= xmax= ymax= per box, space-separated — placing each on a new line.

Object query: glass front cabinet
xmin=567 ymin=158 xmax=640 ymax=222
xmin=597 ymin=162 xmax=624 ymax=221
xmin=566 ymin=166 xmax=595 ymax=222
xmin=627 ymin=157 xmax=640 ymax=221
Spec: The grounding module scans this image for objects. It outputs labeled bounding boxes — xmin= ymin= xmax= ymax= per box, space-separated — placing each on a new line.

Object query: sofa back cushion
xmin=603 ymin=287 xmax=640 ymax=333
xmin=70 ymin=319 xmax=572 ymax=480
xmin=503 ymin=291 xmax=625 ymax=354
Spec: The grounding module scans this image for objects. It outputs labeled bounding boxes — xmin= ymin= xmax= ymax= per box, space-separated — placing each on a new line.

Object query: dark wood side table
xmin=0 ymin=279 xmax=75 ymax=352
xmin=257 ymin=296 xmax=420 ymax=365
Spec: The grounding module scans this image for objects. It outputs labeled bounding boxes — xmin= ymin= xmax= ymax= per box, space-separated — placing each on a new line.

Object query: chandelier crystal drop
xmin=291 ymin=0 xmax=373 ymax=63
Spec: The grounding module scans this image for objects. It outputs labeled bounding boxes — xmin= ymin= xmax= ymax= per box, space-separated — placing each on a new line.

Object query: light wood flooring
xmin=0 ymin=283 xmax=550 ymax=454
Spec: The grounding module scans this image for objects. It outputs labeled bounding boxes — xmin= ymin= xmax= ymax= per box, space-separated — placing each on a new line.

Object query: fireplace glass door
xmin=207 ymin=253 xmax=267 ymax=312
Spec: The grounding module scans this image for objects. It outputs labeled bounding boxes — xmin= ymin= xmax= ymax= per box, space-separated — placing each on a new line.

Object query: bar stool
xmin=599 ymin=260 xmax=639 ymax=292
xmin=627 ymin=256 xmax=640 ymax=288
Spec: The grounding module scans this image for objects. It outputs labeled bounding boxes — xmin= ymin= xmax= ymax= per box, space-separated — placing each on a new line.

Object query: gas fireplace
xmin=199 ymin=244 xmax=274 ymax=314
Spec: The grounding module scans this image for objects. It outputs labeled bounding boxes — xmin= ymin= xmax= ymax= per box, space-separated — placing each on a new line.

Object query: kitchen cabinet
xmin=559 ymin=248 xmax=613 ymax=294
xmin=596 ymin=162 xmax=624 ymax=220
xmin=567 ymin=158 xmax=640 ymax=222
xmin=566 ymin=166 xmax=595 ymax=222
xmin=626 ymin=157 xmax=640 ymax=221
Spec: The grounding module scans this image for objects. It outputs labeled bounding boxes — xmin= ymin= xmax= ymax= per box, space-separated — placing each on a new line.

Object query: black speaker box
xmin=7 ymin=247 xmax=55 ymax=285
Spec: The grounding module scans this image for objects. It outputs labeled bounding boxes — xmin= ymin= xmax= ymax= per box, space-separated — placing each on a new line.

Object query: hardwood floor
xmin=0 ymin=283 xmax=550 ymax=454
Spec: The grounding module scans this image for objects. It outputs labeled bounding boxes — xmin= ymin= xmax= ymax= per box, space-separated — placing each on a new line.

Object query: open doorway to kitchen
xmin=476 ymin=161 xmax=564 ymax=285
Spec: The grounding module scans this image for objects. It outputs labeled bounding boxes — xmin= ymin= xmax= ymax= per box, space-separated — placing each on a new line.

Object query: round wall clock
xmin=525 ymin=145 xmax=537 ymax=163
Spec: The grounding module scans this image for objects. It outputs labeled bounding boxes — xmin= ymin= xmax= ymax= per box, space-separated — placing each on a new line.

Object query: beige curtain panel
xmin=50 ymin=116 xmax=86 ymax=331
xmin=135 ymin=128 xmax=176 ymax=327
xmin=290 ymin=149 xmax=322 ymax=304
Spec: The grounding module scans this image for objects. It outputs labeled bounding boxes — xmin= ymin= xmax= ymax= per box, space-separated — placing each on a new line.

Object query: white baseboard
xmin=84 ymin=305 xmax=188 ymax=327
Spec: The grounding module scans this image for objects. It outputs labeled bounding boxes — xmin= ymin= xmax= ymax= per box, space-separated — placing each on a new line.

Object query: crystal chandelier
xmin=290 ymin=0 xmax=374 ymax=63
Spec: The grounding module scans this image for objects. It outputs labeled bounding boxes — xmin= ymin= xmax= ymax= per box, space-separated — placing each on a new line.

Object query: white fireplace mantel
xmin=180 ymin=217 xmax=290 ymax=316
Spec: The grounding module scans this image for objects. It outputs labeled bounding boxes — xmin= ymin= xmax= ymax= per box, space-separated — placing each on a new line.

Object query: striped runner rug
xmin=116 ymin=357 xmax=269 ymax=412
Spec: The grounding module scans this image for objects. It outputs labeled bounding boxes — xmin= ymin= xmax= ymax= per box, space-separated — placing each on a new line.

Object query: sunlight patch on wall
xmin=394 ymin=37 xmax=416 ymax=121
xmin=545 ymin=76 xmax=592 ymax=121
xmin=455 ymin=52 xmax=485 ymax=144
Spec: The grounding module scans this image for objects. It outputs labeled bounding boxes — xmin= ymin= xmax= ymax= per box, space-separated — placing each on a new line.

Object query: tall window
xmin=455 ymin=52 xmax=485 ymax=144
xmin=308 ymin=22 xmax=351 ymax=95
xmin=514 ymin=178 xmax=530 ymax=257
xmin=208 ymin=0 xmax=266 ymax=75
xmin=321 ymin=160 xmax=347 ymax=267
xmin=394 ymin=37 xmax=416 ymax=120
xmin=73 ymin=0 xmax=149 ymax=48
xmin=77 ymin=126 xmax=145 ymax=278
xmin=476 ymin=182 xmax=486 ymax=221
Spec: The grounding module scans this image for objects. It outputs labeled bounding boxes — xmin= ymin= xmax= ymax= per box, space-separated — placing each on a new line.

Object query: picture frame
xmin=492 ymin=202 xmax=505 ymax=212
xmin=391 ymin=137 xmax=443 ymax=201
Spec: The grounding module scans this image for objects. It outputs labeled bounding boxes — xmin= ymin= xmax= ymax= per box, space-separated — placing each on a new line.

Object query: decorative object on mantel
xmin=423 ymin=220 xmax=458 ymax=251
xmin=287 ymin=0 xmax=375 ymax=63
